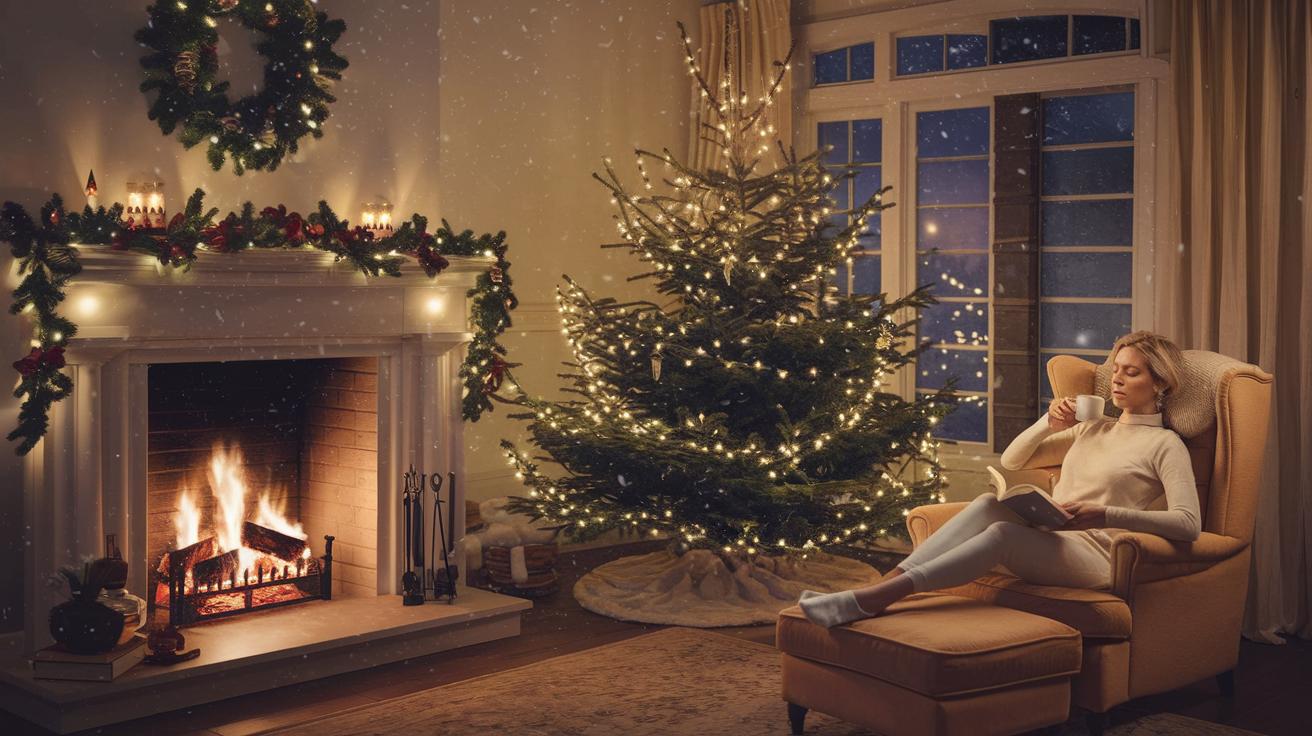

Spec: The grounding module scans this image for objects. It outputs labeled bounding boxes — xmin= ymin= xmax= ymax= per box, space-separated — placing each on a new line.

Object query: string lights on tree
xmin=496 ymin=18 xmax=964 ymax=561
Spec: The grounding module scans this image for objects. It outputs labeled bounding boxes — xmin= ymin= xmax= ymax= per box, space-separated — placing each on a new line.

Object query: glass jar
xmin=97 ymin=588 xmax=146 ymax=646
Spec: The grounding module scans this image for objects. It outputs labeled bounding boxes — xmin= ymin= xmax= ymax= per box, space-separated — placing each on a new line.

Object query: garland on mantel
xmin=0 ymin=191 xmax=520 ymax=455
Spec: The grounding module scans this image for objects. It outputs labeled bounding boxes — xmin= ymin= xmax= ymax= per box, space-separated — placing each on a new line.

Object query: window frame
xmin=796 ymin=0 xmax=1166 ymax=454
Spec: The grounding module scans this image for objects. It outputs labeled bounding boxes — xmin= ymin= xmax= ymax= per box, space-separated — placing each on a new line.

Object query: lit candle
xmin=377 ymin=202 xmax=393 ymax=233
xmin=125 ymin=181 xmax=143 ymax=228
xmin=361 ymin=202 xmax=376 ymax=228
xmin=84 ymin=170 xmax=99 ymax=210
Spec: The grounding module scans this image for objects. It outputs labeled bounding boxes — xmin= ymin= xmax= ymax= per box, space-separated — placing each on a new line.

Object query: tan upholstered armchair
xmin=905 ymin=352 xmax=1273 ymax=735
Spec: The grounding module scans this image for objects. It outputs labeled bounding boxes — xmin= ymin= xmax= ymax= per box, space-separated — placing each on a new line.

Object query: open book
xmin=987 ymin=466 xmax=1074 ymax=531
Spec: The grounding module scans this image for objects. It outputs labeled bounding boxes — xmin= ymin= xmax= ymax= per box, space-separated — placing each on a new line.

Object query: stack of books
xmin=32 ymin=635 xmax=146 ymax=682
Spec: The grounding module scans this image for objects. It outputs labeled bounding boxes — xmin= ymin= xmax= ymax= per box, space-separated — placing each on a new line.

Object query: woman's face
xmin=1110 ymin=346 xmax=1160 ymax=414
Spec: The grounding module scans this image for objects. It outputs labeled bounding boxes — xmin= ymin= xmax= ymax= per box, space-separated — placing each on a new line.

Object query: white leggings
xmin=895 ymin=493 xmax=1112 ymax=592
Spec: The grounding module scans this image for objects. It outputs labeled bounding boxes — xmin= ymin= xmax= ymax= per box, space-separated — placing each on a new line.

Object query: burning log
xmin=162 ymin=536 xmax=219 ymax=581
xmin=242 ymin=521 xmax=307 ymax=563
xmin=192 ymin=548 xmax=240 ymax=587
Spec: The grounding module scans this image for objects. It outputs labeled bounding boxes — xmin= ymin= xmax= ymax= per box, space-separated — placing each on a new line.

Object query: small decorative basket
xmin=483 ymin=543 xmax=559 ymax=598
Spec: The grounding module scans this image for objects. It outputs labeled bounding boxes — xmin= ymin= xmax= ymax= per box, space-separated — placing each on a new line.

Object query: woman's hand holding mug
xmin=1048 ymin=396 xmax=1078 ymax=431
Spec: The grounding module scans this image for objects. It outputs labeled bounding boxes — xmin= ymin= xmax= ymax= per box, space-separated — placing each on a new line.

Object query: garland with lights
xmin=0 ymin=191 xmax=517 ymax=455
xmin=137 ymin=0 xmax=348 ymax=174
xmin=495 ymin=21 xmax=968 ymax=559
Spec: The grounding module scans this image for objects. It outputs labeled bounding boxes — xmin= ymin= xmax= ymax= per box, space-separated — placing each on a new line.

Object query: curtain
xmin=690 ymin=0 xmax=792 ymax=172
xmin=1163 ymin=0 xmax=1311 ymax=643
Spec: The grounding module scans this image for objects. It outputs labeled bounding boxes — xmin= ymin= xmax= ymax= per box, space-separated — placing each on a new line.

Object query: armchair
xmin=905 ymin=351 xmax=1273 ymax=734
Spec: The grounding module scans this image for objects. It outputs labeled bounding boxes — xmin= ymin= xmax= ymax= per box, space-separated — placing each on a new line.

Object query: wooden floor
xmin=2 ymin=540 xmax=1308 ymax=736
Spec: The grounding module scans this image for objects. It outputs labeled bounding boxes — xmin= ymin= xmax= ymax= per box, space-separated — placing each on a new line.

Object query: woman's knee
xmin=984 ymin=520 xmax=1024 ymax=537
xmin=972 ymin=492 xmax=1000 ymax=506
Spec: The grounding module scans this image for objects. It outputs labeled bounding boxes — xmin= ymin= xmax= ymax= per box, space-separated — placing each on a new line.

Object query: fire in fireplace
xmin=153 ymin=444 xmax=333 ymax=625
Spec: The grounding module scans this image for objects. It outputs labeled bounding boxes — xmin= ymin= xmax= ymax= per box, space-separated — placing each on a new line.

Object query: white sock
xmin=799 ymin=589 xmax=822 ymax=601
xmin=798 ymin=590 xmax=872 ymax=628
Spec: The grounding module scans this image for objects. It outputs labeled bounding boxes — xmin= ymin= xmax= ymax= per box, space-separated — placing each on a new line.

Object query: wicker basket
xmin=483 ymin=543 xmax=559 ymax=597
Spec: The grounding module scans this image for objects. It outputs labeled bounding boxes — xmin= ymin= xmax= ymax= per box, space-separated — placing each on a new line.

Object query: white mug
xmin=1075 ymin=394 xmax=1106 ymax=422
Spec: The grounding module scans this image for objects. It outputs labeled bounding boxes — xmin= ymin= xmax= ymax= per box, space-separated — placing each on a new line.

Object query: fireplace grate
xmin=161 ymin=535 xmax=335 ymax=626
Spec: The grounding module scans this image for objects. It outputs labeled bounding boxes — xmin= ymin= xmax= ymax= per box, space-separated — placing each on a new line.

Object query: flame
xmin=175 ymin=491 xmax=200 ymax=549
xmin=175 ymin=442 xmax=311 ymax=574
xmin=255 ymin=494 xmax=307 ymax=541
xmin=208 ymin=444 xmax=247 ymax=554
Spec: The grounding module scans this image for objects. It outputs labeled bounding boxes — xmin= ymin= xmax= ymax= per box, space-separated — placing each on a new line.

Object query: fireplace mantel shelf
xmin=70 ymin=244 xmax=496 ymax=288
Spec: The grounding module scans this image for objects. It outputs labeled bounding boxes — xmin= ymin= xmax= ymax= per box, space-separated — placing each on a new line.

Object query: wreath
xmin=136 ymin=0 xmax=348 ymax=174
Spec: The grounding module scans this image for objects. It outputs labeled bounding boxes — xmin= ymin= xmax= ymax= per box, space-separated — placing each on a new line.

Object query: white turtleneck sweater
xmin=999 ymin=412 xmax=1202 ymax=546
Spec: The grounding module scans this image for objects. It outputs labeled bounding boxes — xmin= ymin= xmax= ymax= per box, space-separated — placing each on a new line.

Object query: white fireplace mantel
xmin=21 ymin=245 xmax=497 ymax=646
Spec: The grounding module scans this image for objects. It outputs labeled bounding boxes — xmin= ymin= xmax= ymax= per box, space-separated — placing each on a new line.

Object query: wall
xmin=433 ymin=0 xmax=702 ymax=508
xmin=0 ymin=0 xmax=702 ymax=631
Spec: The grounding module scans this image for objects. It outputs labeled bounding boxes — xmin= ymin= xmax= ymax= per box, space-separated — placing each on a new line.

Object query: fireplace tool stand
xmin=401 ymin=465 xmax=459 ymax=605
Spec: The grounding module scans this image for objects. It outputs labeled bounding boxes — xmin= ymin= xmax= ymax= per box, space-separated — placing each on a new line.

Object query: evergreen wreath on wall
xmin=137 ymin=0 xmax=349 ymax=174
xmin=0 ymin=193 xmax=519 ymax=456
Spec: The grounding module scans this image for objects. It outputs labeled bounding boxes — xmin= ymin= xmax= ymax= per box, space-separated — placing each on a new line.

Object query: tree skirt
xmin=572 ymin=547 xmax=884 ymax=627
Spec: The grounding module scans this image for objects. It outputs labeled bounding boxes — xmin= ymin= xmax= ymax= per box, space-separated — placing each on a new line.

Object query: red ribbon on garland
xmin=13 ymin=346 xmax=65 ymax=377
xmin=483 ymin=354 xmax=509 ymax=395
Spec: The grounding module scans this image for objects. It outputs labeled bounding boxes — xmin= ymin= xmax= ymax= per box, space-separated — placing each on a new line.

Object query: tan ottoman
xmin=777 ymin=593 xmax=1082 ymax=736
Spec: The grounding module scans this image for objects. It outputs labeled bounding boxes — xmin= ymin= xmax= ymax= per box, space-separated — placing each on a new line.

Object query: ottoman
xmin=777 ymin=593 xmax=1082 ymax=736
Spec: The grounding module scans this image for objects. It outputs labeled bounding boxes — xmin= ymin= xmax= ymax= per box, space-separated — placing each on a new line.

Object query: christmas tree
xmin=499 ymin=21 xmax=960 ymax=564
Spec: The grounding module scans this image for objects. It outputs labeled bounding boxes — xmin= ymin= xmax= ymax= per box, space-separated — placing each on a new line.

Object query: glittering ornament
xmin=173 ymin=50 xmax=199 ymax=94
xmin=214 ymin=0 xmax=239 ymax=11
xmin=723 ymin=260 xmax=732 ymax=285
xmin=489 ymin=265 xmax=504 ymax=284
xmin=875 ymin=334 xmax=891 ymax=350
xmin=651 ymin=354 xmax=662 ymax=381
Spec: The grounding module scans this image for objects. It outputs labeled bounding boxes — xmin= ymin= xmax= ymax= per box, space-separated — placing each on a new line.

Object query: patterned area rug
xmin=262 ymin=628 xmax=1263 ymax=736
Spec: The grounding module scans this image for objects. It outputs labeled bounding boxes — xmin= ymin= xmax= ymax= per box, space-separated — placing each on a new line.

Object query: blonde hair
xmin=1110 ymin=331 xmax=1185 ymax=408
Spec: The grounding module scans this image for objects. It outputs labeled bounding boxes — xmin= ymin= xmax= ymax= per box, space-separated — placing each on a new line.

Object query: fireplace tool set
xmin=402 ymin=465 xmax=459 ymax=605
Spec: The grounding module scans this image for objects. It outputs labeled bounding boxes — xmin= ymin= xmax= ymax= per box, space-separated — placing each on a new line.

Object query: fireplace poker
xmin=413 ymin=473 xmax=425 ymax=570
xmin=448 ymin=472 xmax=457 ymax=564
xmin=430 ymin=473 xmax=455 ymax=601
xmin=429 ymin=473 xmax=442 ymax=596
xmin=401 ymin=466 xmax=423 ymax=605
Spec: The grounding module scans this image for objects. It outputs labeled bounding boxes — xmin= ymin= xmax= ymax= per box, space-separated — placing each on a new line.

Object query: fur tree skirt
xmin=573 ymin=547 xmax=884 ymax=627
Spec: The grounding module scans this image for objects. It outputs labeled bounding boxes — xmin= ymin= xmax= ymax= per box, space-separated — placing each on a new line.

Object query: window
xmin=799 ymin=3 xmax=1160 ymax=452
xmin=814 ymin=42 xmax=876 ymax=85
xmin=819 ymin=119 xmax=883 ymax=298
xmin=1037 ymin=90 xmax=1135 ymax=408
xmin=913 ymin=107 xmax=991 ymax=444
xmin=894 ymin=15 xmax=1140 ymax=77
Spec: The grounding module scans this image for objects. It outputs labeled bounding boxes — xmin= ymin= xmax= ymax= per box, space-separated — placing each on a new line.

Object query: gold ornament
xmin=651 ymin=354 xmax=662 ymax=382
xmin=173 ymin=50 xmax=199 ymax=94
xmin=723 ymin=260 xmax=733 ymax=286
xmin=875 ymin=334 xmax=891 ymax=350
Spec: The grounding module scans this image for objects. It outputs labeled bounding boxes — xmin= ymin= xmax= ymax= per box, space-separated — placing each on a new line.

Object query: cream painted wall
xmin=0 ymin=0 xmax=702 ymax=632
xmin=435 ymin=0 xmax=702 ymax=507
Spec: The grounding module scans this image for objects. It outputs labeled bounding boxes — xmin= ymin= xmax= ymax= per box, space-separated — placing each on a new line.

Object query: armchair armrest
xmin=905 ymin=502 xmax=969 ymax=548
xmin=1110 ymin=531 xmax=1250 ymax=600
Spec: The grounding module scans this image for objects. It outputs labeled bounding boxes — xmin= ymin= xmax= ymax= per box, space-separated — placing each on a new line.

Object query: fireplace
xmin=3 ymin=245 xmax=534 ymax=736
xmin=16 ymin=247 xmax=494 ymax=646
xmin=146 ymin=357 xmax=386 ymax=624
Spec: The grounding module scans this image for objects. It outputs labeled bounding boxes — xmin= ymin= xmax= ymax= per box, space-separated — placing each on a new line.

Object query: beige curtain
xmin=1162 ymin=0 xmax=1311 ymax=643
xmin=690 ymin=0 xmax=792 ymax=172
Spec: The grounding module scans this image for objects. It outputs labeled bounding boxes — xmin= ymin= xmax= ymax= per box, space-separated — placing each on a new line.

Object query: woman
xmin=799 ymin=330 xmax=1202 ymax=628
